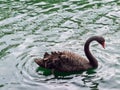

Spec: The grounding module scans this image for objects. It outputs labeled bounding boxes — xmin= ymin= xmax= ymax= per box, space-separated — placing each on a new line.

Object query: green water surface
xmin=0 ymin=0 xmax=120 ymax=90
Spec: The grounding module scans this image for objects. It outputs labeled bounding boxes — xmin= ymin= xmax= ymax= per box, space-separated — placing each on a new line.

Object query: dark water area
xmin=0 ymin=0 xmax=120 ymax=90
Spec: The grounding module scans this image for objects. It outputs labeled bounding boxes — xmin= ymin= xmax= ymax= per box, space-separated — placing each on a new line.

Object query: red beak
xmin=102 ymin=42 xmax=105 ymax=49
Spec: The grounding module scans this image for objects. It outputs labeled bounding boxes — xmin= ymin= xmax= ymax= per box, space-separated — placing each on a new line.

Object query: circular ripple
xmin=0 ymin=0 xmax=120 ymax=90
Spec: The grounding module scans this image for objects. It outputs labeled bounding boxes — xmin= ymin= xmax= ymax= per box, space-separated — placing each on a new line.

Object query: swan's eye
xmin=98 ymin=37 xmax=105 ymax=44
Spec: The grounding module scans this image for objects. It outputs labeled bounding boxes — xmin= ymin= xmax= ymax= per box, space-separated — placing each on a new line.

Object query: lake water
xmin=0 ymin=0 xmax=120 ymax=90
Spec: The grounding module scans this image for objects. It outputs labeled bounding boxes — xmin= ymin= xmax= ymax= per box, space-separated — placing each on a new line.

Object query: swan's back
xmin=35 ymin=51 xmax=92 ymax=72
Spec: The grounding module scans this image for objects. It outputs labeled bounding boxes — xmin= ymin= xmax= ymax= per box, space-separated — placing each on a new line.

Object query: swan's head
xmin=96 ymin=36 xmax=105 ymax=49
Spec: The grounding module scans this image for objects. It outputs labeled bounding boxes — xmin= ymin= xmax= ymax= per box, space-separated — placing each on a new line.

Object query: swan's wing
xmin=34 ymin=51 xmax=91 ymax=72
xmin=55 ymin=51 xmax=91 ymax=72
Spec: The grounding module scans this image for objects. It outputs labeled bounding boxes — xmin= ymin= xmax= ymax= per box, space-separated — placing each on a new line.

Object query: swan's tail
xmin=34 ymin=51 xmax=61 ymax=69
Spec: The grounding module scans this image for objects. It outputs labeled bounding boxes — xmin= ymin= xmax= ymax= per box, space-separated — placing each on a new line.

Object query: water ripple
xmin=0 ymin=0 xmax=120 ymax=90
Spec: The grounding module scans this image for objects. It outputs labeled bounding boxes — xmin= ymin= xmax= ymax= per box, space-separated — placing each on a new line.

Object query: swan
xmin=34 ymin=36 xmax=105 ymax=72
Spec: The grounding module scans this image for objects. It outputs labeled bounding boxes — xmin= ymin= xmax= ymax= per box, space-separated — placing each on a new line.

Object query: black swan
xmin=34 ymin=36 xmax=105 ymax=72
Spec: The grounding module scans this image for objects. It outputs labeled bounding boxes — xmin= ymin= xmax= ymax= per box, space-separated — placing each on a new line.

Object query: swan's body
xmin=35 ymin=36 xmax=105 ymax=72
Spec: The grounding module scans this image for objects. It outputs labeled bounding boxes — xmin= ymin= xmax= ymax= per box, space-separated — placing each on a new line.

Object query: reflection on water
xmin=0 ymin=0 xmax=120 ymax=90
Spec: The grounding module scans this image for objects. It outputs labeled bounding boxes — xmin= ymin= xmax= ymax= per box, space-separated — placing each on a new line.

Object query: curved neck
xmin=84 ymin=36 xmax=98 ymax=68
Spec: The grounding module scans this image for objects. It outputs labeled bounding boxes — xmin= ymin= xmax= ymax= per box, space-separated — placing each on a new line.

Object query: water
xmin=0 ymin=0 xmax=120 ymax=90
